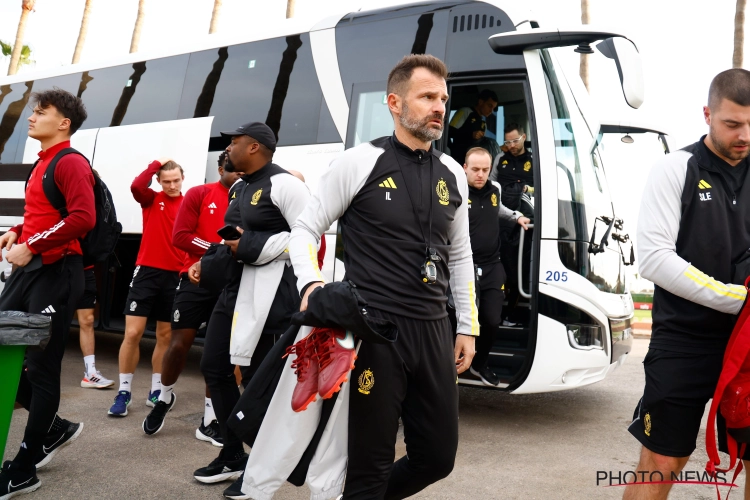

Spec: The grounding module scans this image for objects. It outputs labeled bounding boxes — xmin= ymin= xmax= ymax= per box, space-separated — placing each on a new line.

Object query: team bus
xmin=0 ymin=0 xmax=666 ymax=393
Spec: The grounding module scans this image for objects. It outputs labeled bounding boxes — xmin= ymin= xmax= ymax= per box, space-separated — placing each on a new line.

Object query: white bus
xmin=0 ymin=0 xmax=667 ymax=393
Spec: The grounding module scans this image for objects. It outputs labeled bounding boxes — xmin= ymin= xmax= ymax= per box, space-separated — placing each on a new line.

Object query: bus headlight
xmin=566 ymin=324 xmax=603 ymax=350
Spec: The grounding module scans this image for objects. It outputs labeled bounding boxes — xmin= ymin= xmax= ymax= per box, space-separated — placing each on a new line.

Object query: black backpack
xmin=26 ymin=147 xmax=122 ymax=263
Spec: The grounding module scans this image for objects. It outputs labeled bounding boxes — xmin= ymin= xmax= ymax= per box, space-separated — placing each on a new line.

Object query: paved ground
xmin=3 ymin=332 xmax=742 ymax=499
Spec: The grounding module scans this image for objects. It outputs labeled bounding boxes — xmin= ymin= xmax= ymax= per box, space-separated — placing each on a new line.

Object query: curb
xmin=632 ymin=330 xmax=651 ymax=339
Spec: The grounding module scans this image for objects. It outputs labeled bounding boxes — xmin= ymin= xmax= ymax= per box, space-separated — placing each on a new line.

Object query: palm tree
xmin=209 ymin=0 xmax=222 ymax=34
xmin=734 ymin=0 xmax=747 ymax=68
xmin=7 ymin=0 xmax=35 ymax=76
xmin=579 ymin=0 xmax=590 ymax=91
xmin=72 ymin=0 xmax=95 ymax=64
xmin=286 ymin=0 xmax=295 ymax=19
xmin=130 ymin=0 xmax=146 ymax=54
xmin=1 ymin=41 xmax=33 ymax=70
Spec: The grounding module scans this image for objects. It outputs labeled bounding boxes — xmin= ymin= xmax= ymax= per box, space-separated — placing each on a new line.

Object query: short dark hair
xmin=218 ymin=150 xmax=227 ymax=167
xmin=478 ymin=89 xmax=498 ymax=102
xmin=158 ymin=160 xmax=184 ymax=176
xmin=708 ymin=69 xmax=750 ymax=109
xmin=387 ymin=54 xmax=448 ymax=97
xmin=465 ymin=147 xmax=493 ymax=163
xmin=30 ymin=87 xmax=87 ymax=134
xmin=504 ymin=122 xmax=524 ymax=135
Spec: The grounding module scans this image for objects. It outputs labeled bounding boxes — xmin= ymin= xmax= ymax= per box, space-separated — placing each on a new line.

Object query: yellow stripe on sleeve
xmin=308 ymin=243 xmax=324 ymax=282
xmin=468 ymin=279 xmax=479 ymax=336
xmin=683 ymin=266 xmax=746 ymax=301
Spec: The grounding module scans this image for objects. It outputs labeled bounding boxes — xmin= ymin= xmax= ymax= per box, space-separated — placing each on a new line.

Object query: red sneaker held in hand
xmin=284 ymin=332 xmax=319 ymax=412
xmin=316 ymin=328 xmax=356 ymax=400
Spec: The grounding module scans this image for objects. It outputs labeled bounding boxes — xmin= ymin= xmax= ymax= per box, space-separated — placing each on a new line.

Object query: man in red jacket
xmin=108 ymin=159 xmax=185 ymax=417
xmin=0 ymin=89 xmax=94 ymax=497
xmin=143 ymin=152 xmax=240 ymax=439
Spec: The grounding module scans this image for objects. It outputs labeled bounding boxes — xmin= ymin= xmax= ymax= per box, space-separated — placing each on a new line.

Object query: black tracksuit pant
xmin=0 ymin=256 xmax=83 ymax=470
xmin=472 ymin=261 xmax=506 ymax=371
xmin=200 ymin=276 xmax=275 ymax=454
xmin=344 ymin=308 xmax=459 ymax=499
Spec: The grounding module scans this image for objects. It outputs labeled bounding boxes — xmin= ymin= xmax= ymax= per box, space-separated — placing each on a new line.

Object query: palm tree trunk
xmin=734 ymin=0 xmax=747 ymax=68
xmin=8 ymin=0 xmax=35 ymax=76
xmin=72 ymin=0 xmax=94 ymax=64
xmin=130 ymin=0 xmax=146 ymax=54
xmin=286 ymin=0 xmax=295 ymax=19
xmin=579 ymin=0 xmax=590 ymax=91
xmin=209 ymin=0 xmax=222 ymax=34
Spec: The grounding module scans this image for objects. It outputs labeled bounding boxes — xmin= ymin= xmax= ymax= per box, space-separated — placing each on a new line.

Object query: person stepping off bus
xmin=462 ymin=147 xmax=529 ymax=387
xmin=0 ymin=88 xmax=93 ymax=499
xmin=142 ymin=152 xmax=240 ymax=438
xmin=108 ymin=158 xmax=185 ymax=417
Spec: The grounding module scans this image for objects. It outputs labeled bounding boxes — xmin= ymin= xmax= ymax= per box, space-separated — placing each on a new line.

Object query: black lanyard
xmin=391 ymin=138 xmax=439 ymax=262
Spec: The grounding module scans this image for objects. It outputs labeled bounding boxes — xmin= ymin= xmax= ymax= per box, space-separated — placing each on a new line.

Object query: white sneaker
xmin=81 ymin=371 xmax=115 ymax=389
xmin=502 ymin=319 xmax=518 ymax=327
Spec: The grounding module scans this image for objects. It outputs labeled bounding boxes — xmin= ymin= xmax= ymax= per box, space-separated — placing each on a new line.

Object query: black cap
xmin=220 ymin=122 xmax=276 ymax=152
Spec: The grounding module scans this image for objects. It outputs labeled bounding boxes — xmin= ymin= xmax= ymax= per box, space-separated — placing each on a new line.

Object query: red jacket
xmin=132 ymin=161 xmax=185 ymax=271
xmin=10 ymin=141 xmax=95 ymax=265
xmin=173 ymin=182 xmax=229 ymax=274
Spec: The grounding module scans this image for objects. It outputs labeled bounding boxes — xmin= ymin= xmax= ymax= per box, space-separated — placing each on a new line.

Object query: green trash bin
xmin=0 ymin=311 xmax=51 ymax=460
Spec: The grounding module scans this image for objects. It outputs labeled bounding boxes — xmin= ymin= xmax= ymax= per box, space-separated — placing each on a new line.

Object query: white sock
xmin=151 ymin=373 xmax=161 ymax=393
xmin=119 ymin=373 xmax=133 ymax=392
xmin=204 ymin=397 xmax=216 ymax=423
xmin=159 ymin=383 xmax=174 ymax=404
xmin=84 ymin=355 xmax=96 ymax=376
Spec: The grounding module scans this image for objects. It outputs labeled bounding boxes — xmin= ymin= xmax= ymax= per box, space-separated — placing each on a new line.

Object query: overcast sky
xmin=0 ymin=0 xmax=743 ymax=285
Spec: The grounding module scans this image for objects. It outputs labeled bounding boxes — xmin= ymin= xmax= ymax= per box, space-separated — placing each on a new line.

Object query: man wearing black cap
xmin=189 ymin=122 xmax=311 ymax=484
xmin=449 ymin=88 xmax=498 ymax=164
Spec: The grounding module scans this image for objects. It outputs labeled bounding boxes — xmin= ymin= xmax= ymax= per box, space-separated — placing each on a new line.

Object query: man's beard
xmin=223 ymin=156 xmax=235 ymax=172
xmin=399 ymin=102 xmax=443 ymax=143
xmin=710 ymin=127 xmax=750 ymax=162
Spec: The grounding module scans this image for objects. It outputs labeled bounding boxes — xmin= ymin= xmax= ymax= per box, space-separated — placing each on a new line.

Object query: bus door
xmin=443 ymin=78 xmax=538 ymax=389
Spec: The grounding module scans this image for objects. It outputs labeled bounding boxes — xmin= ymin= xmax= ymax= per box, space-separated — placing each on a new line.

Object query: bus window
xmin=74 ymin=55 xmax=189 ymax=129
xmin=178 ymin=34 xmax=324 ymax=147
xmin=0 ymin=81 xmax=33 ymax=164
xmin=335 ymin=10 xmax=449 ymax=106
xmin=345 ymin=82 xmax=393 ymax=148
xmin=543 ymin=50 xmax=625 ymax=293
xmin=542 ymin=49 xmax=613 ymax=241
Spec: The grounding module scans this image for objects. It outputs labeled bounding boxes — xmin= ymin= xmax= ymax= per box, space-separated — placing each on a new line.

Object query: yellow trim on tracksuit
xmin=467 ymin=280 xmax=479 ymax=336
xmin=683 ymin=266 xmax=746 ymax=301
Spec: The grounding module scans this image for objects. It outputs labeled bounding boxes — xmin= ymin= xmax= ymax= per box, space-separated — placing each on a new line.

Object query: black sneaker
xmin=469 ymin=366 xmax=502 ymax=387
xmin=196 ymin=418 xmax=223 ymax=447
xmin=194 ymin=450 xmax=248 ymax=484
xmin=0 ymin=461 xmax=40 ymax=499
xmin=142 ymin=392 xmax=176 ymax=436
xmin=34 ymin=420 xmax=84 ymax=470
xmin=222 ymin=472 xmax=247 ymax=499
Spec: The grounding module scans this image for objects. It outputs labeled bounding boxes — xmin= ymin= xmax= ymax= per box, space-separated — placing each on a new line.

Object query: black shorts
xmin=123 ymin=265 xmax=179 ymax=323
xmin=170 ymin=274 xmax=220 ymax=330
xmin=76 ymin=267 xmax=97 ymax=310
xmin=628 ymin=348 xmax=726 ymax=457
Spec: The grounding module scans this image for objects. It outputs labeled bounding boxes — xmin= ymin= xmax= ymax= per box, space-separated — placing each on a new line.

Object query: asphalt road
xmin=2 ymin=332 xmax=741 ymax=500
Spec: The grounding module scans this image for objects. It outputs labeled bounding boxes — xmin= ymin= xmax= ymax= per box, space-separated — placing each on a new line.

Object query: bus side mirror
xmin=596 ymin=37 xmax=644 ymax=109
